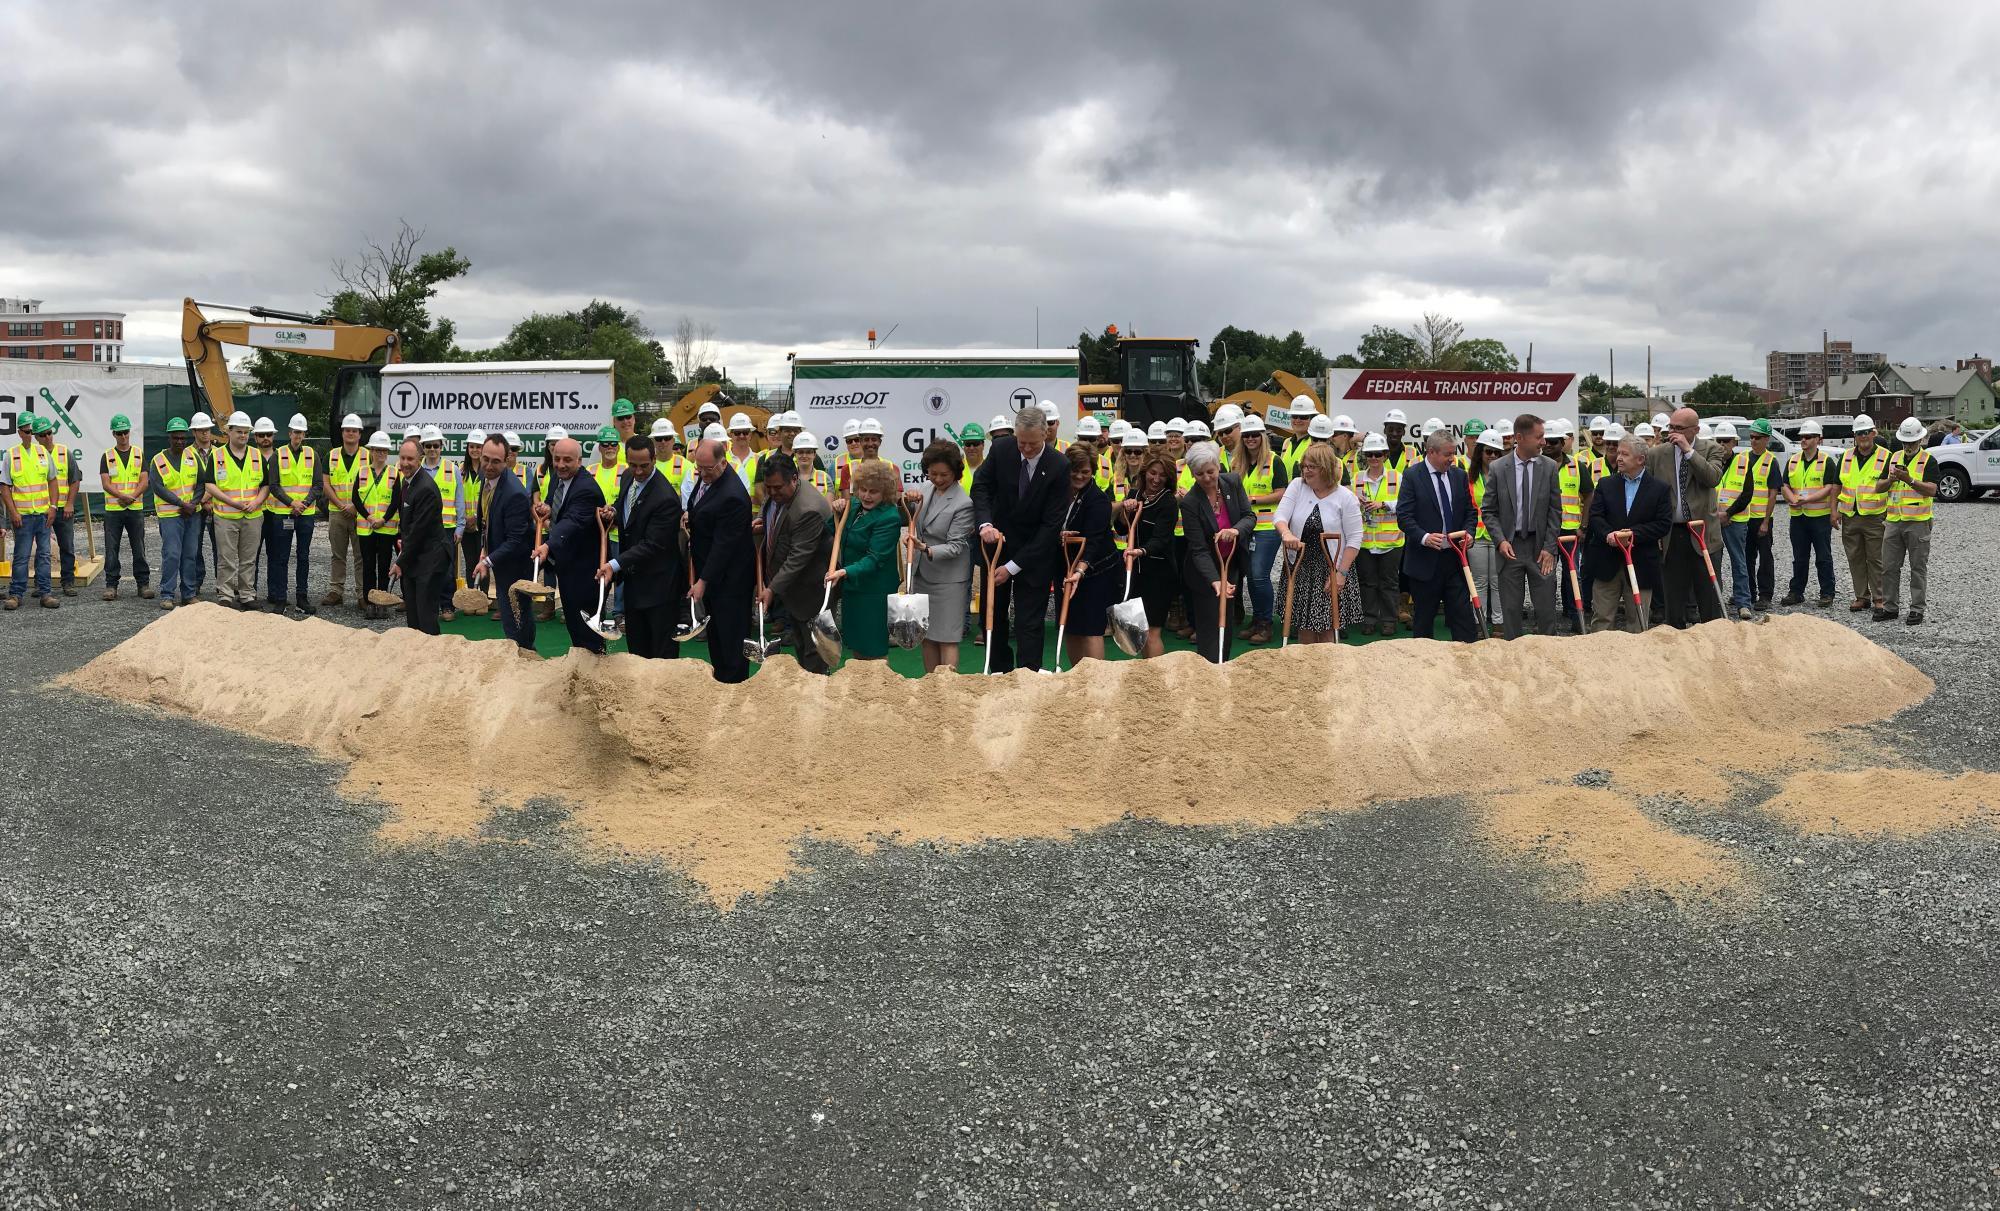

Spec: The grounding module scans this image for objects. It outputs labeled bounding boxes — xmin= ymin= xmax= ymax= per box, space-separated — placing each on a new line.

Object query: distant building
xmin=1875 ymin=364 xmax=1998 ymax=428
xmin=1775 ymin=371 xmax=1883 ymax=420
xmin=1764 ymin=339 xmax=1882 ymax=399
xmin=1 ymin=297 xmax=126 ymax=365
xmin=1956 ymin=355 xmax=1992 ymax=383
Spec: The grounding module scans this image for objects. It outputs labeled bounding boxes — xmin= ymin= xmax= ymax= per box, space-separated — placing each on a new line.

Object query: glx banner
xmin=0 ymin=375 xmax=145 ymax=486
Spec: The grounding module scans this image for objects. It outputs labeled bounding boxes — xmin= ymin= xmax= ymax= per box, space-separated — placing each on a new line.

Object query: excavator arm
xmin=180 ymin=297 xmax=399 ymax=416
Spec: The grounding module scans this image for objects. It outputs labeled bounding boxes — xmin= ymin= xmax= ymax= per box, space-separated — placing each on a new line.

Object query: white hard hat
xmin=989 ymin=414 xmax=1012 ymax=433
xmin=1212 ymin=403 xmax=1243 ymax=428
xmin=1477 ymin=428 xmax=1505 ymax=451
xmin=1331 ymin=414 xmax=1357 ymax=435
xmin=793 ymin=431 xmax=818 ymax=451
xmin=1239 ymin=414 xmax=1266 ymax=435
xmin=251 ymin=416 xmax=275 ymax=435
xmin=190 ymin=411 xmax=213 ymax=430
xmin=1696 ymin=421 xmax=1714 ymax=439
xmin=287 ymin=413 xmax=309 ymax=432
xmin=1076 ymin=416 xmax=1103 ymax=438
xmin=1712 ymin=423 xmax=1738 ymax=441
xmin=402 ymin=424 xmax=421 ymax=442
xmin=340 ymin=413 xmax=362 ymax=431
xmin=701 ymin=423 xmax=727 ymax=442
xmin=1634 ymin=422 xmax=1657 ymax=438
xmin=1038 ymin=399 xmax=1060 ymax=420
xmin=503 ymin=431 xmax=522 ymax=450
xmin=1147 ymin=421 xmax=1168 ymax=440
xmin=227 ymin=411 xmax=252 ymax=429
xmin=1382 ymin=408 xmax=1408 ymax=425
xmin=1165 ymin=417 xmax=1187 ymax=435
xmin=842 ymin=419 xmax=861 ymax=439
xmin=421 ymin=424 xmax=443 ymax=444
xmin=1421 ymin=416 xmax=1445 ymax=435
xmin=1491 ymin=417 xmax=1513 ymax=437
xmin=1307 ymin=414 xmax=1335 ymax=439
xmin=1588 ymin=415 xmax=1609 ymax=433
xmin=1121 ymin=429 xmax=1147 ymax=449
xmin=1361 ymin=433 xmax=1389 ymax=453
xmin=1290 ymin=394 xmax=1318 ymax=416
xmin=728 ymin=412 xmax=752 ymax=432
xmin=467 ymin=428 xmax=487 ymax=445
xmin=1106 ymin=419 xmax=1129 ymax=438
xmin=858 ymin=417 xmax=884 ymax=437
xmin=1798 ymin=420 xmax=1824 ymax=437
xmin=1548 ymin=418 xmax=1572 ymax=439
xmin=546 ymin=425 xmax=569 ymax=443
xmin=775 ymin=411 xmax=800 ymax=428
xmin=649 ymin=418 xmax=672 ymax=438
xmin=1851 ymin=413 xmax=1875 ymax=432
xmin=697 ymin=402 xmax=722 ymax=418
xmin=366 ymin=431 xmax=391 ymax=451
xmin=1896 ymin=416 xmax=1925 ymax=442
xmin=1652 ymin=413 xmax=1671 ymax=429
xmin=1603 ymin=423 xmax=1628 ymax=442
xmin=1183 ymin=420 xmax=1211 ymax=439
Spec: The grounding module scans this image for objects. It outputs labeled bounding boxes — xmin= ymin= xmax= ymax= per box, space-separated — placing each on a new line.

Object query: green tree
xmin=1074 ymin=326 xmax=1121 ymax=384
xmin=483 ymin=299 xmax=675 ymax=405
xmin=1450 ymin=338 xmax=1519 ymax=373
xmin=1355 ymin=325 xmax=1422 ymax=369
xmin=1199 ymin=326 xmax=1327 ymax=396
xmin=1329 ymin=353 xmax=1362 ymax=369
xmin=1684 ymin=373 xmax=1757 ymax=411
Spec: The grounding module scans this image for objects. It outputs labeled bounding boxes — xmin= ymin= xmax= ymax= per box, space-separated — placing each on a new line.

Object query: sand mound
xmin=61 ymin=606 xmax=1935 ymax=905
xmin=1482 ymin=786 xmax=1743 ymax=897
xmin=1759 ymin=769 xmax=2000 ymax=836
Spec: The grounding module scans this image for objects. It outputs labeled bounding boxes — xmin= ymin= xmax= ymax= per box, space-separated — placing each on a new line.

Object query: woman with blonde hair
xmin=1273 ymin=444 xmax=1363 ymax=644
xmin=825 ymin=458 xmax=904 ymax=661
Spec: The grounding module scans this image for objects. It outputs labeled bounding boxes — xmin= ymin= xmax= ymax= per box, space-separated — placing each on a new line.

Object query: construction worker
xmin=1178 ymin=421 xmax=1210 ymax=489
xmin=502 ymin=431 xmax=523 ymax=477
xmin=723 ymin=413 xmax=759 ymax=487
xmin=1465 ymin=425 xmax=1506 ymax=631
xmin=1833 ymin=413 xmax=1891 ymax=614
xmin=249 ymin=417 xmax=280 ymax=606
xmin=956 ymin=422 xmax=987 ymax=492
xmin=1306 ymin=413 xmax=1336 ymax=449
xmin=354 ymin=431 xmax=399 ymax=620
xmin=1493 ymin=416 xmax=1515 ymax=455
xmin=1778 ymin=419 xmax=1839 ymax=608
xmin=33 ymin=416 xmax=80 ymax=596
xmin=609 ymin=399 xmax=637 ymax=469
xmin=420 ymin=425 xmax=463 ymax=621
xmin=150 ymin=417 xmax=202 ymax=609
xmin=1585 ymin=416 xmax=1611 ymax=476
xmin=1353 ymin=433 xmax=1403 ymax=636
xmin=649 ymin=420 xmax=691 ymax=493
xmin=767 ymin=411 xmax=803 ymax=473
xmin=1164 ymin=419 xmax=1187 ymax=467
xmin=1460 ymin=418 xmax=1487 ymax=470
xmin=202 ymin=411 xmax=268 ymax=610
xmin=259 ymin=414 xmax=316 ymax=615
xmin=1237 ymin=414 xmax=1289 ymax=644
xmin=1328 ymin=415 xmax=1361 ymax=482
xmin=1039 ymin=399 xmax=1066 ymax=451
xmin=793 ymin=431 xmax=834 ymax=496
xmin=1715 ymin=420 xmax=1778 ymax=618
xmin=1550 ymin=418 xmax=1592 ymax=632
xmin=1211 ymin=403 xmax=1243 ymax=470
xmin=98 ymin=412 xmax=152 ymax=601
xmin=2 ymin=415 xmax=57 ymax=609
xmin=1380 ymin=410 xmax=1412 ymax=473
xmin=460 ymin=428 xmax=486 ymax=604
xmin=590 ymin=423 xmax=624 ymax=621
xmin=1634 ymin=421 xmax=1658 ymax=448
xmin=1114 ymin=428 xmax=1149 ymax=501
xmin=1076 ymin=416 xmax=1106 ymax=479
xmin=530 ymin=425 xmax=569 ymax=503
xmin=1282 ymin=396 xmax=1317 ymax=472
xmin=187 ymin=411 xmax=217 ymax=593
xmin=835 ymin=418 xmax=863 ymax=494
xmin=1879 ymin=416 xmax=1937 ymax=625
xmin=321 ymin=413 xmax=368 ymax=608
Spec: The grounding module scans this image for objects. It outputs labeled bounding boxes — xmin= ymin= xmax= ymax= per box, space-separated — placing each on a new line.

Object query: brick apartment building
xmin=1 ymin=297 xmax=126 ymax=364
xmin=1765 ymin=339 xmax=1881 ymax=398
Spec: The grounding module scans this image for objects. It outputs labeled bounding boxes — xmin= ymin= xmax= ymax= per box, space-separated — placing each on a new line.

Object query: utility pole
xmin=1525 ymin=342 xmax=1533 ymax=372
xmin=1034 ymin=305 xmax=1039 ymax=347
xmin=1822 ymin=328 xmax=1830 ymax=416
xmin=1646 ymin=345 xmax=1652 ymax=403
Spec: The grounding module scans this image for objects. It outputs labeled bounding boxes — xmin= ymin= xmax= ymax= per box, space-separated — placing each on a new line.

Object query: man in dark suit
xmin=532 ymin=437 xmax=608 ymax=654
xmin=970 ymin=405 xmax=1072 ymax=672
xmin=474 ymin=434 xmax=536 ymax=651
xmin=686 ymin=437 xmax=755 ymax=683
xmin=1586 ymin=434 xmax=1673 ymax=632
xmin=388 ymin=439 xmax=448 ymax=635
xmin=600 ymin=434 xmax=684 ymax=659
xmin=1644 ymin=406 xmax=1728 ymax=628
xmin=1395 ymin=430 xmax=1479 ymax=643
xmin=757 ymin=452 xmax=834 ymax=674
xmin=1480 ymin=411 xmax=1563 ymax=638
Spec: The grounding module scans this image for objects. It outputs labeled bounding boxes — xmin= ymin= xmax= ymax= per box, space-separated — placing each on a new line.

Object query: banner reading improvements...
xmin=0 ymin=376 xmax=144 ymax=489
xmin=382 ymin=361 xmax=616 ymax=456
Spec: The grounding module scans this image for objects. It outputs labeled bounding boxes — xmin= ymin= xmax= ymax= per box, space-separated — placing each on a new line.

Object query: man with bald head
xmin=1644 ymin=406 xmax=1728 ymax=627
xmin=387 ymin=439 xmax=448 ymax=635
xmin=531 ymin=436 xmax=609 ymax=653
xmin=686 ymin=437 xmax=755 ymax=682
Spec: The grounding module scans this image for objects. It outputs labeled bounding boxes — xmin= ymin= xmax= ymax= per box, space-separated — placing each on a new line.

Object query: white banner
xmin=382 ymin=367 xmax=615 ymax=456
xmin=794 ymin=367 xmax=1078 ymax=483
xmin=0 ymin=376 xmax=145 ymax=491
xmin=245 ymin=324 xmax=336 ymax=352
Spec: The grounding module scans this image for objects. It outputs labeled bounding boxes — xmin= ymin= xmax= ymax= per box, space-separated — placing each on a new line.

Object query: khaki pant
xmin=213 ymin=513 xmax=261 ymax=604
xmin=1589 ymin=575 xmax=1651 ymax=634
xmin=326 ymin=508 xmax=359 ymax=599
xmin=1880 ymin=519 xmax=1931 ymax=611
xmin=1839 ymin=511 xmax=1885 ymax=605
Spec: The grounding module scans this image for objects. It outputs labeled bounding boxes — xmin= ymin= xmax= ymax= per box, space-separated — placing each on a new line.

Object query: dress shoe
xmin=1872 ymin=608 xmax=1897 ymax=622
xmin=1752 ymin=599 xmax=1770 ymax=612
xmin=321 ymin=589 xmax=343 ymax=607
xmin=1815 ymin=596 xmax=1834 ymax=608
xmin=294 ymin=598 xmax=316 ymax=616
xmin=1905 ymin=610 xmax=1924 ymax=625
xmin=1849 ymin=600 xmax=1870 ymax=612
xmin=1778 ymin=592 xmax=1804 ymax=606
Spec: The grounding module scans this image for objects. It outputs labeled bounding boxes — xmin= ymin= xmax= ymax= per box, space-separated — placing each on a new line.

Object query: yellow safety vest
xmin=591 ymin=461 xmax=621 ymax=540
xmin=1719 ymin=451 xmax=1775 ymax=521
xmin=806 ymin=466 xmax=833 ymax=497
xmin=1470 ymin=469 xmax=1487 ymax=540
xmin=1887 ymin=450 xmax=1933 ymax=523
xmin=356 ymin=463 xmax=398 ymax=536
xmin=103 ymin=446 xmax=145 ymax=511
xmin=433 ymin=459 xmax=461 ymax=528
xmin=151 ymin=448 xmax=200 ymax=518
xmin=45 ymin=445 xmax=70 ymax=510
xmin=726 ymin=445 xmax=757 ymax=486
xmin=1281 ymin=435 xmax=1312 ymax=475
xmin=1359 ymin=468 xmax=1403 ymax=551
xmin=662 ymin=453 xmax=691 ymax=493
xmin=1837 ymin=445 xmax=1890 ymax=517
xmin=461 ymin=461 xmax=482 ymax=525
xmin=1241 ymin=454 xmax=1280 ymax=531
xmin=1787 ymin=452 xmax=1833 ymax=518
xmin=325 ymin=447 xmax=368 ymax=511
xmin=1385 ymin=446 xmax=1413 ymax=476
xmin=1557 ymin=456 xmax=1583 ymax=533
xmin=7 ymin=443 xmax=50 ymax=515
xmin=958 ymin=461 xmax=976 ymax=493
xmin=209 ymin=446 xmax=265 ymax=520
xmin=276 ymin=444 xmax=318 ymax=517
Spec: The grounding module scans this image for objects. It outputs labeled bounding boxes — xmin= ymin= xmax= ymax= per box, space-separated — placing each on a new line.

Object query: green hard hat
xmin=596 ymin=423 xmax=619 ymax=442
xmin=166 ymin=417 xmax=189 ymax=434
xmin=109 ymin=413 xmax=131 ymax=433
xmin=1462 ymin=418 xmax=1487 ymax=436
xmin=958 ymin=422 xmax=986 ymax=442
xmin=29 ymin=416 xmax=51 ymax=434
xmin=1749 ymin=418 xmax=1772 ymax=436
xmin=612 ymin=398 xmax=635 ymax=418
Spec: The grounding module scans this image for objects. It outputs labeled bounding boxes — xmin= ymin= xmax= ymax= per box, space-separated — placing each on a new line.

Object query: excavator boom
xmin=180 ymin=297 xmax=399 ymax=417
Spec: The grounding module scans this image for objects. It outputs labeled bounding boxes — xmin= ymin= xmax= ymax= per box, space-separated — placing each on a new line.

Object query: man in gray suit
xmin=1644 ymin=406 xmax=1728 ymax=627
xmin=757 ymin=452 xmax=834 ymax=673
xmin=1480 ymin=411 xmax=1563 ymax=638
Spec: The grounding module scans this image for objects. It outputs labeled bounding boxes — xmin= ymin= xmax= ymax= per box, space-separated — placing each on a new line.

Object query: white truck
xmin=1926 ymin=428 xmax=2000 ymax=502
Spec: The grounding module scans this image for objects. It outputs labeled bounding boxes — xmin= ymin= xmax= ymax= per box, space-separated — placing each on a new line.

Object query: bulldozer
xmin=662 ymin=383 xmax=774 ymax=447
xmin=1076 ymin=332 xmax=1209 ymax=430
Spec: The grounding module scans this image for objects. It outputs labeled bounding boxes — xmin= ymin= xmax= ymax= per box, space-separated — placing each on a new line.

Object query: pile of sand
xmin=61 ymin=606 xmax=1949 ymax=905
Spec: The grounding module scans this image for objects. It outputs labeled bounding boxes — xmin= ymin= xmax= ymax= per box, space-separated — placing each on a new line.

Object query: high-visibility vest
xmin=1281 ymin=435 xmax=1312 ymax=474
xmin=1338 ymin=448 xmax=1361 ymax=484
xmin=151 ymin=447 xmax=200 ymax=518
xmin=431 ymin=459 xmax=462 ymax=528
xmin=356 ymin=463 xmax=398 ymax=536
xmin=725 ymin=445 xmax=757 ymax=486
xmin=1557 ymin=456 xmax=1583 ymax=533
xmin=45 ymin=445 xmax=70 ymax=509
xmin=1720 ymin=451 xmax=1775 ymax=521
xmin=1359 ymin=467 xmax=1403 ymax=551
xmin=806 ymin=466 xmax=833 ymax=497
xmin=1837 ymin=445 xmax=1890 ymax=517
xmin=662 ymin=453 xmax=691 ymax=493
xmin=7 ymin=443 xmax=49 ymax=515
xmin=1241 ymin=454 xmax=1280 ymax=531
xmin=461 ymin=461 xmax=482 ymax=526
xmin=103 ymin=446 xmax=145 ymax=511
xmin=276 ymin=444 xmax=318 ymax=517
xmin=1887 ymin=450 xmax=1933 ymax=523
xmin=1787 ymin=452 xmax=1833 ymax=518
xmin=325 ymin=447 xmax=368 ymax=511
xmin=1385 ymin=445 xmax=1413 ymax=475
xmin=1470 ymin=468 xmax=1487 ymax=540
xmin=209 ymin=446 xmax=265 ymax=520
xmin=591 ymin=461 xmax=620 ymax=540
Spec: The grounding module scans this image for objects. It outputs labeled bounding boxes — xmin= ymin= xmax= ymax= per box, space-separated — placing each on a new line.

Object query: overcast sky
xmin=5 ymin=0 xmax=1997 ymax=393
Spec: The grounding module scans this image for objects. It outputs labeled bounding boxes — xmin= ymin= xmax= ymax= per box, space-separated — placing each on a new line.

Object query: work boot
xmin=441 ymin=609 xmax=457 ymax=623
xmin=267 ymin=600 xmax=287 ymax=615
xmin=321 ymin=588 xmax=342 ymax=607
xmin=61 ymin=582 xmax=76 ymax=597
xmin=1849 ymin=599 xmax=1870 ymax=612
xmin=40 ymin=595 xmax=58 ymax=609
xmin=179 ymin=596 xmax=195 ymax=607
xmin=294 ymin=596 xmax=316 ymax=617
xmin=1872 ymin=607 xmax=1898 ymax=622
xmin=1815 ymin=596 xmax=1833 ymax=608
xmin=1737 ymin=606 xmax=1753 ymax=621
xmin=161 ymin=598 xmax=176 ymax=611
xmin=1779 ymin=592 xmax=1804 ymax=606
xmin=1 ymin=597 xmax=16 ymax=611
xmin=1753 ymin=598 xmax=1770 ymax=612
xmin=102 ymin=588 xmax=119 ymax=601
xmin=1906 ymin=611 xmax=1924 ymax=625
xmin=1245 ymin=620 xmax=1271 ymax=644
xmin=139 ymin=586 xmax=156 ymax=599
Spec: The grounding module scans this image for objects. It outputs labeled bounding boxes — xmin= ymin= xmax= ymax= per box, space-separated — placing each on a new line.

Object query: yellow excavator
xmin=181 ymin=297 xmax=400 ymax=425
xmin=1216 ymin=369 xmax=1325 ymax=422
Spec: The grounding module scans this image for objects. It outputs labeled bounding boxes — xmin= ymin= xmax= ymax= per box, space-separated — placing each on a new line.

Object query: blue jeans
xmin=264 ymin=513 xmax=315 ymax=603
xmin=1249 ymin=528 xmax=1280 ymax=622
xmin=1788 ymin=514 xmax=1835 ymax=599
xmin=159 ymin=512 xmax=201 ymax=601
xmin=8 ymin=513 xmax=52 ymax=599
xmin=1720 ymin=520 xmax=1751 ymax=610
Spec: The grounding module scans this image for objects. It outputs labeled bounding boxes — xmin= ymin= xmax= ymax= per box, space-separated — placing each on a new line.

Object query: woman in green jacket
xmin=825 ymin=458 xmax=905 ymax=660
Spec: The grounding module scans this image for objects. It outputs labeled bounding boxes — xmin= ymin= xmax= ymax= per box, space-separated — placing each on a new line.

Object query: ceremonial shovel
xmin=810 ymin=501 xmax=851 ymax=667
xmin=1446 ymin=531 xmax=1489 ymax=641
xmin=1107 ymin=504 xmax=1149 ymax=657
xmin=1557 ymin=533 xmax=1590 ymax=635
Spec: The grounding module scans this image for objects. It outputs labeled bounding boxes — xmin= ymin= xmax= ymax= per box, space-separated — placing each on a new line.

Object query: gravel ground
xmin=4 ymin=505 xmax=1998 ymax=1209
